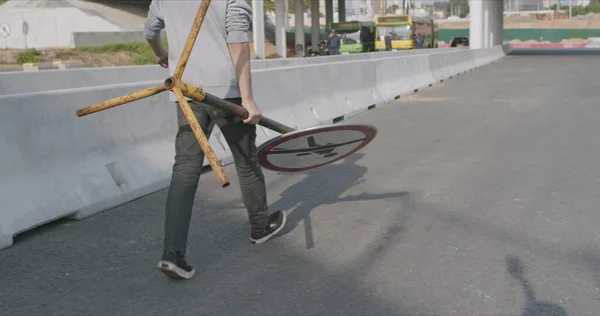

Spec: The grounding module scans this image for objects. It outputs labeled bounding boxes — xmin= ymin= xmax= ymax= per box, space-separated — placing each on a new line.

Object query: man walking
xmin=385 ymin=32 xmax=392 ymax=51
xmin=327 ymin=30 xmax=341 ymax=55
xmin=144 ymin=0 xmax=286 ymax=280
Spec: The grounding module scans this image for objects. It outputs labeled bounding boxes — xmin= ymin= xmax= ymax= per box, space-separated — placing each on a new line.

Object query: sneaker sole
xmin=250 ymin=211 xmax=287 ymax=244
xmin=158 ymin=261 xmax=195 ymax=280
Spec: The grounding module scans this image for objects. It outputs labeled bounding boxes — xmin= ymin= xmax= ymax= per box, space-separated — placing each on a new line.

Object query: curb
xmin=0 ymin=60 xmax=87 ymax=72
xmin=509 ymin=43 xmax=589 ymax=49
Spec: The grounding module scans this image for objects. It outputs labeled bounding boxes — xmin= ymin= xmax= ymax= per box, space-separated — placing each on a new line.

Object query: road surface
xmin=1 ymin=53 xmax=600 ymax=315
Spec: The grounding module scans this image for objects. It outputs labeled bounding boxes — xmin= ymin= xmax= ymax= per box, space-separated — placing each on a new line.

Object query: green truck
xmin=330 ymin=21 xmax=376 ymax=54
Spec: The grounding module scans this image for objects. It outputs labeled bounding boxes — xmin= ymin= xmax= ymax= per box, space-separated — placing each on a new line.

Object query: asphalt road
xmin=2 ymin=53 xmax=600 ymax=315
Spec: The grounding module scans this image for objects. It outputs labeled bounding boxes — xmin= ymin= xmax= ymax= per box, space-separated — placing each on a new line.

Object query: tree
xmin=287 ymin=0 xmax=313 ymax=14
xmin=260 ymin=0 xmax=312 ymax=14
xmin=264 ymin=0 xmax=275 ymax=13
xmin=444 ymin=0 xmax=469 ymax=18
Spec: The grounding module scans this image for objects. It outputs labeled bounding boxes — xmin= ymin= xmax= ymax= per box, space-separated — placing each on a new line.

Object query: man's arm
xmin=227 ymin=43 xmax=253 ymax=101
xmin=225 ymin=0 xmax=261 ymax=124
xmin=144 ymin=0 xmax=168 ymax=67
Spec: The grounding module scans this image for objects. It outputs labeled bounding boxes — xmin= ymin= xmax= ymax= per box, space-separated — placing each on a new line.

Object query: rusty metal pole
xmin=74 ymin=0 xmax=295 ymax=188
xmin=172 ymin=80 xmax=296 ymax=134
xmin=172 ymin=87 xmax=229 ymax=187
xmin=75 ymin=86 xmax=167 ymax=117
xmin=173 ymin=0 xmax=211 ymax=80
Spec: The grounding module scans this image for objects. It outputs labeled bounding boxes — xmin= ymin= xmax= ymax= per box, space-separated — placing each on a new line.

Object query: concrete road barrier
xmin=0 ymin=49 xmax=460 ymax=96
xmin=250 ymin=48 xmax=461 ymax=70
xmin=0 ymin=81 xmax=236 ymax=247
xmin=0 ymin=45 xmax=508 ymax=250
xmin=0 ymin=66 xmax=169 ymax=96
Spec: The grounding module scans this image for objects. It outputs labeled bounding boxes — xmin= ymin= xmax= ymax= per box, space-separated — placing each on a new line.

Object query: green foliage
xmin=8 ymin=40 xmax=171 ymax=66
xmin=76 ymin=39 xmax=168 ymax=65
xmin=76 ymin=40 xmax=168 ymax=65
xmin=571 ymin=5 xmax=588 ymax=16
xmin=445 ymin=0 xmax=469 ymax=18
xmin=261 ymin=0 xmax=312 ymax=13
xmin=132 ymin=54 xmax=156 ymax=65
xmin=15 ymin=49 xmax=42 ymax=64
xmin=77 ymin=42 xmax=151 ymax=54
xmin=264 ymin=0 xmax=275 ymax=12
xmin=553 ymin=2 xmax=600 ymax=16
xmin=589 ymin=3 xmax=600 ymax=12
xmin=0 ymin=0 xmax=5 ymax=6
xmin=578 ymin=3 xmax=600 ymax=15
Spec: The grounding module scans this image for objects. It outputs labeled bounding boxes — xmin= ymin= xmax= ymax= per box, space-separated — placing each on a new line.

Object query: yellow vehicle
xmin=374 ymin=14 xmax=436 ymax=50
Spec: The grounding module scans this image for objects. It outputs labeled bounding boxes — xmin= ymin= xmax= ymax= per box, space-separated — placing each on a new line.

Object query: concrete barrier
xmin=429 ymin=50 xmax=462 ymax=82
xmin=275 ymin=60 xmax=378 ymax=123
xmin=1 ymin=82 xmax=171 ymax=237
xmin=0 ymin=45 xmax=508 ymax=250
xmin=0 ymin=80 xmax=241 ymax=245
xmin=250 ymin=48 xmax=462 ymax=70
xmin=0 ymin=65 xmax=169 ymax=95
xmin=373 ymin=55 xmax=423 ymax=103
xmin=0 ymin=49 xmax=460 ymax=96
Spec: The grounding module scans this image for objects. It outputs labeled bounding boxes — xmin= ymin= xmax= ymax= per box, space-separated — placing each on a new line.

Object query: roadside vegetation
xmin=0 ymin=37 xmax=281 ymax=68
xmin=0 ymin=40 xmax=168 ymax=67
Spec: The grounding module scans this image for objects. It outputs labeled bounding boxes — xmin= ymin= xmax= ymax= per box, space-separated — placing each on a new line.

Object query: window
xmin=377 ymin=25 xmax=412 ymax=40
xmin=378 ymin=16 xmax=409 ymax=23
xmin=341 ymin=30 xmax=361 ymax=44
xmin=450 ymin=37 xmax=469 ymax=47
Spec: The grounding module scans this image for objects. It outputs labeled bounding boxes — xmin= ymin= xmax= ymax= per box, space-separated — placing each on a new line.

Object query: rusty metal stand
xmin=75 ymin=0 xmax=294 ymax=188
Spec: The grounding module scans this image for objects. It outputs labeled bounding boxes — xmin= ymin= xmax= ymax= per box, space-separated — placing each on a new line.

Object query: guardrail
xmin=0 ymin=45 xmax=508 ymax=250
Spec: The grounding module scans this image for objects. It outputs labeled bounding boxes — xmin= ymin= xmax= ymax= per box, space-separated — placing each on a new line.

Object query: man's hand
xmin=146 ymin=34 xmax=168 ymax=68
xmin=155 ymin=50 xmax=168 ymax=68
xmin=242 ymin=99 xmax=262 ymax=125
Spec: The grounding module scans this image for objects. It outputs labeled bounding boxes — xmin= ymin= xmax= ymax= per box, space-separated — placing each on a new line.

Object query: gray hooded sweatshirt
xmin=144 ymin=0 xmax=252 ymax=101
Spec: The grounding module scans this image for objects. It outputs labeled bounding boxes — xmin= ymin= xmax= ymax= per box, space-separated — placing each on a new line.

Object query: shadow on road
xmin=269 ymin=152 xmax=410 ymax=249
xmin=0 ymin=152 xmax=424 ymax=315
xmin=506 ymin=255 xmax=569 ymax=316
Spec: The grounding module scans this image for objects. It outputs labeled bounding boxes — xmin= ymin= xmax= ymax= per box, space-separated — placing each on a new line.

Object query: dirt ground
xmin=438 ymin=12 xmax=600 ymax=29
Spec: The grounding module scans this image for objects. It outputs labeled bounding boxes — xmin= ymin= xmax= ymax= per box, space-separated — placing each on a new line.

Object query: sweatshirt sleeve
xmin=226 ymin=0 xmax=252 ymax=43
xmin=144 ymin=0 xmax=165 ymax=40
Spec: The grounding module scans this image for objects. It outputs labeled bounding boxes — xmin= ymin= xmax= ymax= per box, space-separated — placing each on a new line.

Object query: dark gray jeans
xmin=163 ymin=98 xmax=269 ymax=255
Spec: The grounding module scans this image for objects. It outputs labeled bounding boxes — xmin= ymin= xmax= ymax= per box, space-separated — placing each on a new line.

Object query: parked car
xmin=450 ymin=37 xmax=470 ymax=48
